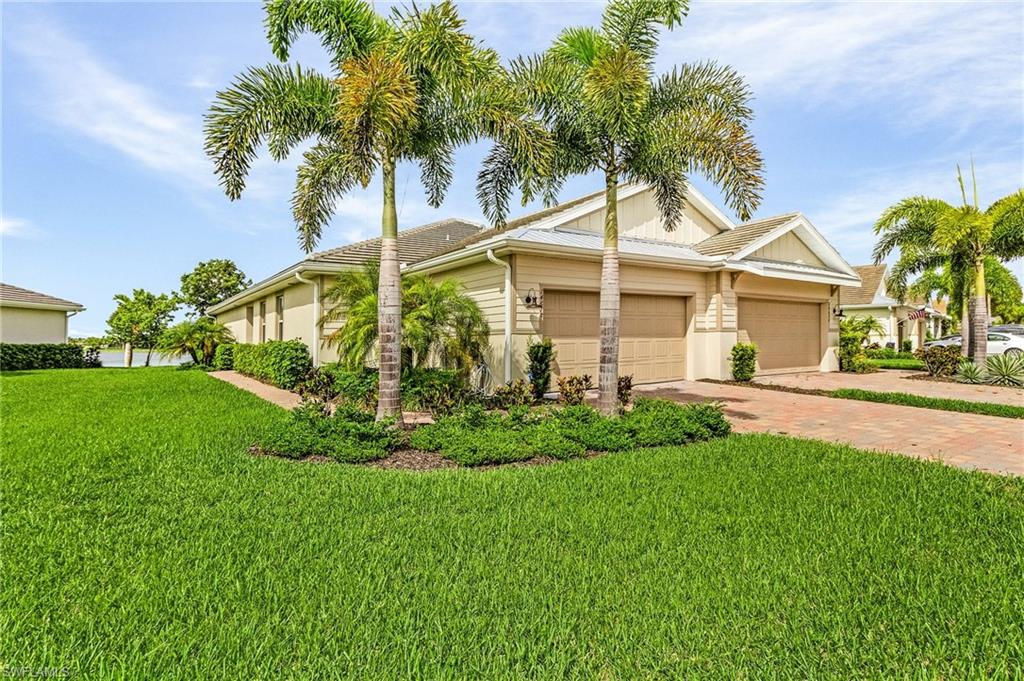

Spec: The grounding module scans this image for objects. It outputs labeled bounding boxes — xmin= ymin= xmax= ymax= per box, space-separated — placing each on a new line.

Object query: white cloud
xmin=0 ymin=217 xmax=43 ymax=239
xmin=807 ymin=155 xmax=1024 ymax=264
xmin=673 ymin=1 xmax=1023 ymax=131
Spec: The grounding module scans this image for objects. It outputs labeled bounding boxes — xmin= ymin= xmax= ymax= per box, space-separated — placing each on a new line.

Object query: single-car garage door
xmin=738 ymin=298 xmax=821 ymax=371
xmin=543 ymin=291 xmax=686 ymax=384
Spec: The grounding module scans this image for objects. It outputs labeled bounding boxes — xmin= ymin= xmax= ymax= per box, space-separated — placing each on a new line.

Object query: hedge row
xmin=233 ymin=341 xmax=311 ymax=389
xmin=0 ymin=343 xmax=84 ymax=371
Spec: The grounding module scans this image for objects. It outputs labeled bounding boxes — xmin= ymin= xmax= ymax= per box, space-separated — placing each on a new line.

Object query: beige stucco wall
xmin=0 ymin=306 xmax=69 ymax=344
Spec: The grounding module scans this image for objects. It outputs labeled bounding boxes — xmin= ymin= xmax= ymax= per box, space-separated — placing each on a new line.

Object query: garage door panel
xmin=544 ymin=291 xmax=686 ymax=384
xmin=738 ymin=298 xmax=821 ymax=371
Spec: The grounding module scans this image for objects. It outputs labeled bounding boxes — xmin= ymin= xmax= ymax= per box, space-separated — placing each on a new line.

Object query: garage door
xmin=543 ymin=291 xmax=686 ymax=384
xmin=738 ymin=298 xmax=821 ymax=371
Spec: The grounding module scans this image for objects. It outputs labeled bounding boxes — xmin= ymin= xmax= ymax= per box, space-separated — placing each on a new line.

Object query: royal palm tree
xmin=323 ymin=262 xmax=490 ymax=378
xmin=205 ymin=0 xmax=547 ymax=421
xmin=481 ymin=0 xmax=764 ymax=413
xmin=874 ymin=165 xmax=1024 ymax=364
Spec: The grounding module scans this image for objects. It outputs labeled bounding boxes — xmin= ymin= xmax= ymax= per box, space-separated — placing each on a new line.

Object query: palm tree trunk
xmin=377 ymin=156 xmax=403 ymax=423
xmin=123 ymin=342 xmax=133 ymax=368
xmin=967 ymin=259 xmax=988 ymax=365
xmin=597 ymin=170 xmax=620 ymax=415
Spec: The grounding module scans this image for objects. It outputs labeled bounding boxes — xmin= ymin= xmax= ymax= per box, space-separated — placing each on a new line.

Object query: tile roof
xmin=307 ymin=218 xmax=484 ymax=267
xmin=416 ymin=189 xmax=607 ymax=262
xmin=0 ymin=283 xmax=83 ymax=310
xmin=839 ymin=264 xmax=887 ymax=305
xmin=692 ymin=213 xmax=799 ymax=256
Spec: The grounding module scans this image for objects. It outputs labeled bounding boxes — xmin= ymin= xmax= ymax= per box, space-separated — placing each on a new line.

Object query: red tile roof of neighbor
xmin=0 ymin=283 xmax=83 ymax=310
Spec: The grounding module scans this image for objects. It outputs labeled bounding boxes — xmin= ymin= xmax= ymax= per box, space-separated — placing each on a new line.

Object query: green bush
xmin=729 ymin=342 xmax=758 ymax=381
xmin=849 ymin=354 xmax=877 ymax=374
xmin=626 ymin=398 xmax=730 ymax=446
xmin=324 ymin=366 xmax=379 ymax=408
xmin=212 ymin=343 xmax=235 ymax=370
xmin=233 ymin=341 xmax=312 ymax=389
xmin=0 ymin=343 xmax=84 ymax=371
xmin=257 ymin=399 xmax=398 ymax=463
xmin=866 ymin=358 xmax=926 ymax=370
xmin=865 ymin=348 xmax=916 ymax=360
xmin=83 ymin=346 xmax=103 ymax=368
xmin=575 ymin=418 xmax=635 ymax=452
xmin=443 ymin=428 xmax=534 ymax=466
xmin=985 ymin=354 xmax=1024 ymax=387
xmin=914 ymin=346 xmax=961 ymax=377
xmin=524 ymin=422 xmax=586 ymax=460
xmin=526 ymin=337 xmax=555 ymax=400
xmin=492 ymin=379 xmax=534 ymax=408
xmin=955 ymin=359 xmax=986 ymax=384
xmin=557 ymin=374 xmax=593 ymax=405
xmin=401 ymin=368 xmax=465 ymax=411
xmin=297 ymin=367 xmax=340 ymax=403
xmin=901 ymin=339 xmax=913 ymax=353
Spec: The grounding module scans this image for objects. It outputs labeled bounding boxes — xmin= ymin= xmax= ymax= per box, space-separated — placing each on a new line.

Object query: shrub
xmin=901 ymin=339 xmax=913 ymax=353
xmin=550 ymin=404 xmax=601 ymax=430
xmin=325 ymin=366 xmax=379 ymax=408
xmin=257 ymin=399 xmax=397 ymax=463
xmin=492 ymin=378 xmax=534 ymax=408
xmin=212 ymin=343 xmax=235 ymax=370
xmin=557 ymin=374 xmax=593 ymax=405
xmin=443 ymin=428 xmax=534 ymax=466
xmin=524 ymin=422 xmax=585 ymax=460
xmin=401 ymin=368 xmax=464 ymax=411
xmin=617 ymin=375 xmax=633 ymax=406
xmin=914 ymin=346 xmax=961 ymax=377
xmin=864 ymin=347 xmax=914 ymax=360
xmin=233 ymin=341 xmax=312 ymax=389
xmin=849 ymin=354 xmax=877 ymax=374
xmin=0 ymin=343 xmax=85 ymax=371
xmin=955 ymin=360 xmax=986 ymax=384
xmin=627 ymin=398 xmax=730 ymax=446
xmin=985 ymin=354 xmax=1024 ymax=387
xmin=408 ymin=421 xmax=456 ymax=452
xmin=297 ymin=367 xmax=339 ymax=403
xmin=729 ymin=343 xmax=758 ymax=381
xmin=574 ymin=418 xmax=635 ymax=452
xmin=83 ymin=346 xmax=103 ymax=368
xmin=526 ymin=337 xmax=555 ymax=400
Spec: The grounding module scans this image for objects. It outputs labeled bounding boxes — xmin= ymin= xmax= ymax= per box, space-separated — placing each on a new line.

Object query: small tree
xmin=526 ymin=337 xmax=555 ymax=400
xmin=157 ymin=318 xmax=235 ymax=366
xmin=179 ymin=259 xmax=251 ymax=316
xmin=106 ymin=289 xmax=178 ymax=367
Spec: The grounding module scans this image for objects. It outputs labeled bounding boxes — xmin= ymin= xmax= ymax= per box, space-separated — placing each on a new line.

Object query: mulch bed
xmin=699 ymin=378 xmax=832 ymax=398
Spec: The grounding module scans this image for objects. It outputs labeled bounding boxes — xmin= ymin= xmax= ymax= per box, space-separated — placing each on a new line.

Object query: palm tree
xmin=323 ymin=262 xmax=490 ymax=379
xmin=908 ymin=257 xmax=1022 ymax=330
xmin=873 ymin=165 xmax=1023 ymax=364
xmin=482 ymin=0 xmax=764 ymax=413
xmin=157 ymin=318 xmax=234 ymax=366
xmin=205 ymin=0 xmax=548 ymax=421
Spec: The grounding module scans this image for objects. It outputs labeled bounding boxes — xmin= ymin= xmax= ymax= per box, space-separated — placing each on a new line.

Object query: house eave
xmin=0 ymin=300 xmax=85 ymax=312
xmin=207 ymin=262 xmax=348 ymax=315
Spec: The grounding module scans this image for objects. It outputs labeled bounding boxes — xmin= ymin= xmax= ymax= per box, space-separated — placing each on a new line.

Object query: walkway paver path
xmin=755 ymin=370 xmax=1024 ymax=407
xmin=210 ymin=371 xmax=302 ymax=410
xmin=636 ymin=380 xmax=1023 ymax=476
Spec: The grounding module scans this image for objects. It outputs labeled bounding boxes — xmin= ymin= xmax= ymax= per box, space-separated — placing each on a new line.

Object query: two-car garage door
xmin=737 ymin=298 xmax=822 ymax=371
xmin=543 ymin=291 xmax=686 ymax=384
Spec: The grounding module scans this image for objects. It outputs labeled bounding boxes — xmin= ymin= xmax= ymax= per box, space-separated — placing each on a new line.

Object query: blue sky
xmin=2 ymin=1 xmax=1022 ymax=337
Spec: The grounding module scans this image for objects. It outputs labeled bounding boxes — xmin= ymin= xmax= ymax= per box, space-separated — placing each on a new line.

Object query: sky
xmin=2 ymin=0 xmax=1022 ymax=337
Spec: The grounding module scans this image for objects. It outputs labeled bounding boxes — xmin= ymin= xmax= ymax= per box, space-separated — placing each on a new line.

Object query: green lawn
xmin=3 ymin=369 xmax=1022 ymax=678
xmin=833 ymin=388 xmax=1024 ymax=419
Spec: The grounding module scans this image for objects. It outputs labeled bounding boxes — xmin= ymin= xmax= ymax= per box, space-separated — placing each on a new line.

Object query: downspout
xmin=294 ymin=271 xmax=320 ymax=367
xmin=486 ymin=249 xmax=512 ymax=383
xmin=65 ymin=310 xmax=79 ymax=341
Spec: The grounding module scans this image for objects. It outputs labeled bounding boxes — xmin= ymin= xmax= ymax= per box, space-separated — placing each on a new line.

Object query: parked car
xmin=989 ymin=324 xmax=1024 ymax=337
xmin=924 ymin=332 xmax=1024 ymax=355
xmin=925 ymin=334 xmax=961 ymax=348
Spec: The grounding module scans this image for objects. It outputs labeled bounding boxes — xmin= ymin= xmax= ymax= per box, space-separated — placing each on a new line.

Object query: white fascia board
xmin=208 ymin=262 xmax=345 ymax=314
xmin=0 ymin=300 xmax=85 ymax=312
xmin=731 ymin=260 xmax=861 ymax=287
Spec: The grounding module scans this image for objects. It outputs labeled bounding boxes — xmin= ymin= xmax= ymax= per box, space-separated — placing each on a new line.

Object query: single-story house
xmin=0 ymin=283 xmax=85 ymax=344
xmin=839 ymin=264 xmax=949 ymax=349
xmin=212 ymin=184 xmax=861 ymax=385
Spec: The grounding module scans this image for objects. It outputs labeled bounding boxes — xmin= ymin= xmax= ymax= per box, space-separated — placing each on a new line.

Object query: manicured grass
xmin=867 ymin=358 xmax=926 ymax=370
xmin=833 ymin=387 xmax=1024 ymax=419
xmin=3 ymin=369 xmax=1022 ymax=677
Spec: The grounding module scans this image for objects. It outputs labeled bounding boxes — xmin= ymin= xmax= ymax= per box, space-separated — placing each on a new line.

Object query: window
xmin=245 ymin=306 xmax=254 ymax=343
xmin=276 ymin=295 xmax=285 ymax=340
xmin=259 ymin=301 xmax=266 ymax=342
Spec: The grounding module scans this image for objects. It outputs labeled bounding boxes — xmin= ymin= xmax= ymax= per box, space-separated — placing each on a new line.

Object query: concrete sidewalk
xmin=209 ymin=371 xmax=302 ymax=409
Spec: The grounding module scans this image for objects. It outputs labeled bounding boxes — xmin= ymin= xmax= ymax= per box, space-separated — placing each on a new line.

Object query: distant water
xmin=97 ymin=349 xmax=187 ymax=368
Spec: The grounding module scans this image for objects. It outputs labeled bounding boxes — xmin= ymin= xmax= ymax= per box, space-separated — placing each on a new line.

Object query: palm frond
xmin=264 ymin=0 xmax=386 ymax=69
xmin=885 ymin=249 xmax=948 ymax=302
xmin=988 ymin=189 xmax=1024 ymax=260
xmin=871 ymin=196 xmax=952 ymax=262
xmin=291 ymin=143 xmax=366 ymax=252
xmin=583 ymin=47 xmax=650 ymax=141
xmin=651 ymin=61 xmax=753 ymax=122
xmin=601 ymin=0 xmax=688 ymax=63
xmin=204 ymin=64 xmax=338 ymax=199
xmin=550 ymin=26 xmax=611 ymax=68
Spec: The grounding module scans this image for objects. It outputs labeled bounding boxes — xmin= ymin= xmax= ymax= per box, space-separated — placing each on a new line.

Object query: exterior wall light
xmin=524 ymin=288 xmax=542 ymax=309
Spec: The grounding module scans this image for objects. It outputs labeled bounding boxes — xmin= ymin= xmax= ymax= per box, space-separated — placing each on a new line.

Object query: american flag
xmin=906 ymin=308 xmax=929 ymax=320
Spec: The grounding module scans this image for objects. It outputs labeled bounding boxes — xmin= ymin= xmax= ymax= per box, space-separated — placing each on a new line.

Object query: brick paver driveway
xmin=635 ymin=380 xmax=1023 ymax=476
xmin=755 ymin=370 xmax=1024 ymax=407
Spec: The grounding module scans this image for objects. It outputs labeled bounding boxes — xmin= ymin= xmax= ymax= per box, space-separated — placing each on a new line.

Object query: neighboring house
xmin=0 ymin=283 xmax=84 ymax=344
xmin=212 ymin=184 xmax=861 ymax=384
xmin=839 ymin=265 xmax=949 ymax=350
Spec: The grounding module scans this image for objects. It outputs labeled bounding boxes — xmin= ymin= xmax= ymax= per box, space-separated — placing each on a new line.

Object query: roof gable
xmin=839 ymin=264 xmax=888 ymax=305
xmin=693 ymin=213 xmax=798 ymax=256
